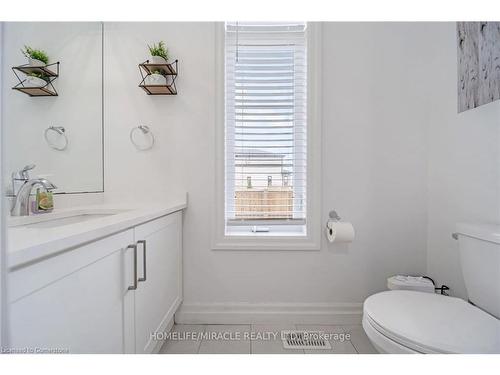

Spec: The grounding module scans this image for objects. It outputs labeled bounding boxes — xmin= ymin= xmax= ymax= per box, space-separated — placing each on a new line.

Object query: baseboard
xmin=175 ymin=302 xmax=363 ymax=325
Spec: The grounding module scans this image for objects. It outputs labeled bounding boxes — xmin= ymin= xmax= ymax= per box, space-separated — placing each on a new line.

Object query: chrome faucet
xmin=11 ymin=164 xmax=36 ymax=196
xmin=10 ymin=165 xmax=57 ymax=216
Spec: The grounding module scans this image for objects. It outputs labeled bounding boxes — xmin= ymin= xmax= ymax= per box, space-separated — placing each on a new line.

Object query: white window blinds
xmin=225 ymin=22 xmax=307 ymax=229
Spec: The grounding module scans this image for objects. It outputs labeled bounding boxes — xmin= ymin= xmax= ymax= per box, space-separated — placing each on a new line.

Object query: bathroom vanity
xmin=6 ymin=199 xmax=186 ymax=354
xmin=2 ymin=23 xmax=187 ymax=354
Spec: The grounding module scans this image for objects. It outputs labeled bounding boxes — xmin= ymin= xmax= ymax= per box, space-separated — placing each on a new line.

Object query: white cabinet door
xmin=133 ymin=211 xmax=183 ymax=353
xmin=8 ymin=230 xmax=135 ymax=354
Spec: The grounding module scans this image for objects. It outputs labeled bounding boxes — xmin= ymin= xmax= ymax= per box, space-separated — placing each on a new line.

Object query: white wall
xmin=319 ymin=22 xmax=430 ymax=302
xmin=103 ymin=22 xmax=430 ymax=315
xmin=425 ymin=23 xmax=500 ymax=299
xmin=103 ymin=22 xmax=212 ymax=202
xmin=0 ymin=20 xmax=8 ymax=348
xmin=2 ymin=22 xmax=103 ymax=194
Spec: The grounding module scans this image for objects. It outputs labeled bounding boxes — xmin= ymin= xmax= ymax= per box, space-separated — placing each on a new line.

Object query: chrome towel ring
xmin=130 ymin=125 xmax=155 ymax=151
xmin=44 ymin=126 xmax=68 ymax=151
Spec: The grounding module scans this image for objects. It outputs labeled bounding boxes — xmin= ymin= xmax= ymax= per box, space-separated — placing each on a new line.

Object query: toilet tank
xmin=455 ymin=223 xmax=500 ymax=319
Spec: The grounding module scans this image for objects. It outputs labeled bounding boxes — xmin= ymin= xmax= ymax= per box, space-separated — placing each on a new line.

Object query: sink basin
xmin=22 ymin=214 xmax=116 ymax=228
xmin=8 ymin=209 xmax=130 ymax=229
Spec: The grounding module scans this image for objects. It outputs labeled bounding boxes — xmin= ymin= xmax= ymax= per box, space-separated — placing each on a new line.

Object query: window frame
xmin=212 ymin=22 xmax=322 ymax=251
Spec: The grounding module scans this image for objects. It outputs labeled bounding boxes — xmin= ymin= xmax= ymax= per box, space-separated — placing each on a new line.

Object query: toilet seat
xmin=363 ymin=290 xmax=500 ymax=354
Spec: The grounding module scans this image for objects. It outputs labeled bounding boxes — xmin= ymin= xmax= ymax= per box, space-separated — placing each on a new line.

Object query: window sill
xmin=226 ymin=224 xmax=306 ymax=236
xmin=211 ymin=232 xmax=321 ymax=251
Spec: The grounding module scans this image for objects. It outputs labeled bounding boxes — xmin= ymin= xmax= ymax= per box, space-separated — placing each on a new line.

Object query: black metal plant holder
xmin=138 ymin=59 xmax=178 ymax=95
xmin=12 ymin=62 xmax=60 ymax=97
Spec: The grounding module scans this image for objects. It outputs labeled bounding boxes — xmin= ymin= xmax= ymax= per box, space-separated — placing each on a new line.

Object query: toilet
xmin=362 ymin=223 xmax=500 ymax=354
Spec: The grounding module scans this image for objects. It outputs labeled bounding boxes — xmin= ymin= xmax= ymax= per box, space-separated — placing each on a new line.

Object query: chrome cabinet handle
xmin=138 ymin=240 xmax=147 ymax=283
xmin=127 ymin=243 xmax=138 ymax=291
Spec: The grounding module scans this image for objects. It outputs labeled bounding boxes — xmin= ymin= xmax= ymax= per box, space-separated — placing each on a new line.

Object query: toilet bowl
xmin=362 ymin=222 xmax=500 ymax=354
xmin=363 ymin=290 xmax=500 ymax=353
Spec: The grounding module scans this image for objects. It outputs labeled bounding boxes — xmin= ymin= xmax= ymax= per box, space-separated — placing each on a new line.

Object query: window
xmin=213 ymin=22 xmax=321 ymax=250
xmin=225 ymin=22 xmax=307 ymax=234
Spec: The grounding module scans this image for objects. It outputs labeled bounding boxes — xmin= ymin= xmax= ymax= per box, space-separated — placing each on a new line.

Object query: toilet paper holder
xmin=325 ymin=210 xmax=355 ymax=243
xmin=326 ymin=210 xmax=341 ymax=238
xmin=328 ymin=210 xmax=341 ymax=222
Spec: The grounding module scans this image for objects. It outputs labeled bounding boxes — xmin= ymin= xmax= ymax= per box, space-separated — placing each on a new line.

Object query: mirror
xmin=2 ymin=22 xmax=103 ymax=194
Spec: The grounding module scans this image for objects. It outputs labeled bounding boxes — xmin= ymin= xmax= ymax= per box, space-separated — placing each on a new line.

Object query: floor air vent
xmin=282 ymin=331 xmax=332 ymax=350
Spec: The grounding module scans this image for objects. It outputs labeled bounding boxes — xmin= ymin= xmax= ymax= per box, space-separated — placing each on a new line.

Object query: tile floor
xmin=159 ymin=324 xmax=377 ymax=354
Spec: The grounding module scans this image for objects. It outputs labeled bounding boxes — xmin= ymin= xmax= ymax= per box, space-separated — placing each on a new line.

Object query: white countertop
xmin=7 ymin=198 xmax=187 ymax=270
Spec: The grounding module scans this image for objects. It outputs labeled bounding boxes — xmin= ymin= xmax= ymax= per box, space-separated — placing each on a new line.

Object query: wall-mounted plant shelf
xmin=139 ymin=84 xmax=178 ymax=95
xmin=12 ymin=85 xmax=58 ymax=97
xmin=138 ymin=59 xmax=178 ymax=96
xmin=12 ymin=62 xmax=60 ymax=97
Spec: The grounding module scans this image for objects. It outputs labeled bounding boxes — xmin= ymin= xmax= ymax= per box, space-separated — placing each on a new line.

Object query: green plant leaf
xmin=147 ymin=41 xmax=169 ymax=61
xmin=21 ymin=45 xmax=49 ymax=64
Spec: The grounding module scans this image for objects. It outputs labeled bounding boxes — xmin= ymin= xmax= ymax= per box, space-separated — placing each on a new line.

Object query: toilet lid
xmin=364 ymin=290 xmax=500 ymax=353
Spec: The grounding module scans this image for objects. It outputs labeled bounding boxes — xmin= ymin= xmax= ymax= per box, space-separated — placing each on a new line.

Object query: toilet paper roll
xmin=326 ymin=221 xmax=355 ymax=243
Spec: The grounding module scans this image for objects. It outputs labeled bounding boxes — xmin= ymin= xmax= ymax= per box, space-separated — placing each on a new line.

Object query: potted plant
xmin=144 ymin=69 xmax=166 ymax=86
xmin=148 ymin=41 xmax=169 ymax=65
xmin=21 ymin=45 xmax=49 ymax=67
xmin=25 ymin=72 xmax=49 ymax=87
